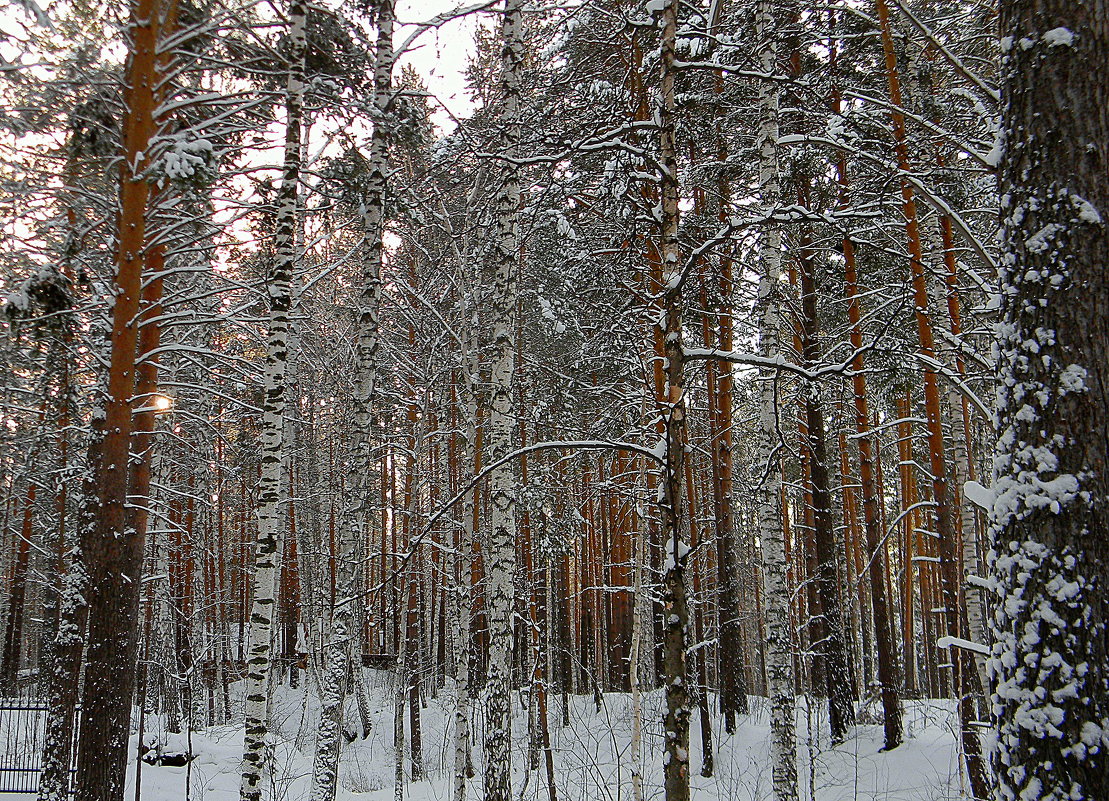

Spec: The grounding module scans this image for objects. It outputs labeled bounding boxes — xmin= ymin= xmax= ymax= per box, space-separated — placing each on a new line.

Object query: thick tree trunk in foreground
xmin=68 ymin=1 xmax=163 ymax=798
xmin=990 ymin=4 xmax=1109 ymax=801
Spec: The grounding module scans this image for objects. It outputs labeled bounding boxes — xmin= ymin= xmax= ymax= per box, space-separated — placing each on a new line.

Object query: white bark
xmin=947 ymin=387 xmax=989 ymax=694
xmin=453 ymin=323 xmax=479 ymax=801
xmin=753 ymin=1 xmax=798 ymax=799
xmin=482 ymin=2 xmax=523 ymax=801
xmin=309 ymin=4 xmax=394 ymax=800
xmin=629 ymin=481 xmax=648 ymax=801
xmin=239 ymin=1 xmax=305 ymax=797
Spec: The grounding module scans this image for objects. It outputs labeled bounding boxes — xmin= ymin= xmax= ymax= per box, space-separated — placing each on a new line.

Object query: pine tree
xmin=650 ymin=1 xmax=694 ymax=799
xmin=67 ymin=1 xmax=170 ymax=796
xmin=990 ymin=3 xmax=1109 ymax=800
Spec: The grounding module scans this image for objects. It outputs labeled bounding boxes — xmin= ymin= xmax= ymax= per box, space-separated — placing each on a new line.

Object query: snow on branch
xmin=683 ymin=344 xmax=874 ymax=382
xmin=937 ymin=636 xmax=989 ymax=657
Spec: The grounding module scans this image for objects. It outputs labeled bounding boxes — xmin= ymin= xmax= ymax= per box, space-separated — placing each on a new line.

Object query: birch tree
xmin=481 ymin=2 xmax=523 ymax=800
xmin=753 ymin=1 xmax=797 ymax=798
xmin=240 ymin=1 xmax=306 ymax=797
xmin=308 ymin=7 xmax=395 ymax=795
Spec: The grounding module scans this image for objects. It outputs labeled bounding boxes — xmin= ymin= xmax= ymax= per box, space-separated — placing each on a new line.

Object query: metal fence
xmin=0 ymin=692 xmax=77 ymax=796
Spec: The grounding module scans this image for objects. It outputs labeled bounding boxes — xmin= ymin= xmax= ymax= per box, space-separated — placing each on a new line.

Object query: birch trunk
xmin=239 ymin=2 xmax=304 ymax=797
xmin=309 ymin=4 xmax=393 ymax=799
xmin=754 ymin=2 xmax=797 ymax=798
xmin=482 ymin=2 xmax=523 ymax=800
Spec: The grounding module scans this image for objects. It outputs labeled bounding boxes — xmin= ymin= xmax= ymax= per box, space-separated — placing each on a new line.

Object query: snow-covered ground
xmin=106 ymin=670 xmax=974 ymax=801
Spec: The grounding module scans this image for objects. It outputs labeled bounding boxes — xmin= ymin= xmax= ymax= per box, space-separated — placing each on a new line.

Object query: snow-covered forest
xmin=1 ymin=1 xmax=1106 ymax=800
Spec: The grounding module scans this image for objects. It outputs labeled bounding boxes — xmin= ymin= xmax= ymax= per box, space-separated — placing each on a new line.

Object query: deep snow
xmin=105 ymin=671 xmax=973 ymax=801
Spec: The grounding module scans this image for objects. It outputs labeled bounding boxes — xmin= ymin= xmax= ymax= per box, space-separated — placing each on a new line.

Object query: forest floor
xmin=99 ymin=669 xmax=975 ymax=801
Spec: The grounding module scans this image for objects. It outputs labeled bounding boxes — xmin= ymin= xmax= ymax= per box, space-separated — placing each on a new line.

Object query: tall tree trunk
xmin=454 ymin=354 xmax=478 ymax=801
xmin=701 ymin=79 xmax=749 ymax=721
xmin=1 ymin=482 xmax=33 ymax=690
xmin=937 ymin=281 xmax=992 ymax=704
xmin=933 ymin=126 xmax=989 ymax=694
xmin=652 ymin=2 xmax=692 ymax=799
xmin=990 ymin=4 xmax=1109 ymax=800
xmin=39 ymin=418 xmax=101 ymax=801
xmin=482 ymin=2 xmax=523 ymax=800
xmin=829 ymin=62 xmax=903 ymax=743
xmin=712 ymin=209 xmax=749 ymax=727
xmin=537 ymin=559 xmax=557 ymax=801
xmin=310 ymin=6 xmax=393 ymax=801
xmin=38 ymin=334 xmax=75 ymax=713
xmin=839 ymin=215 xmax=904 ymax=750
xmin=127 ymin=232 xmax=168 ymax=760
xmin=753 ymin=1 xmax=797 ymax=798
xmin=67 ymin=0 xmax=166 ymax=796
xmin=629 ymin=475 xmax=648 ymax=801
xmin=873 ymin=2 xmax=987 ymax=793
xmin=240 ymin=1 xmax=305 ymax=796
xmin=683 ymin=454 xmax=713 ymax=777
xmin=795 ymin=237 xmax=856 ymax=744
xmin=280 ymin=493 xmax=300 ymax=687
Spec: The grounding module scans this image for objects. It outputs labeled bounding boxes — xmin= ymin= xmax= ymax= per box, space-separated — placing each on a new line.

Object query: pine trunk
xmin=873 ymin=2 xmax=987 ymax=792
xmin=67 ymin=0 xmax=164 ymax=796
xmin=654 ymin=2 xmax=692 ymax=799
xmin=831 ymin=86 xmax=903 ymax=744
xmin=990 ymin=4 xmax=1109 ymax=800
xmin=795 ymin=238 xmax=856 ymax=744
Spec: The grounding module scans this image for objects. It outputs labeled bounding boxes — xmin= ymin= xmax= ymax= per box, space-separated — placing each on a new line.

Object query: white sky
xmin=0 ymin=0 xmax=486 ymax=269
xmin=0 ymin=0 xmax=483 ymax=130
xmin=395 ymin=0 xmax=486 ymax=132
